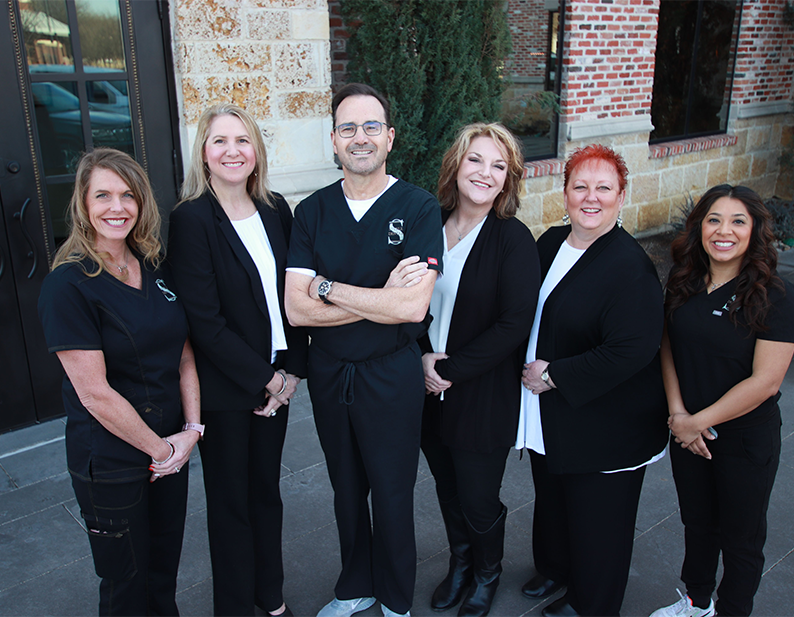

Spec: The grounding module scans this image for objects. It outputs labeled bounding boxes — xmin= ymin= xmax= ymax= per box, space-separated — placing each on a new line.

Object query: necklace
xmin=709 ymin=279 xmax=728 ymax=291
xmin=106 ymin=253 xmax=129 ymax=276
xmin=451 ymin=212 xmax=488 ymax=241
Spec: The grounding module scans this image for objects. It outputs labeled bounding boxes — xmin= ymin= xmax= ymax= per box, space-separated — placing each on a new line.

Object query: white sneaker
xmin=381 ymin=604 xmax=410 ymax=617
xmin=317 ymin=597 xmax=376 ymax=617
xmin=650 ymin=590 xmax=715 ymax=617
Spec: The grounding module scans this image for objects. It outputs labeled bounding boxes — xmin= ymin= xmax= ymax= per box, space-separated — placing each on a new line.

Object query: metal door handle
xmin=13 ymin=198 xmax=37 ymax=279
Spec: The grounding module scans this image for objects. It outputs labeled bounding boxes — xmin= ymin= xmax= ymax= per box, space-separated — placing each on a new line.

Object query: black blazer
xmin=421 ymin=210 xmax=540 ymax=452
xmin=167 ymin=191 xmax=308 ymax=411
xmin=537 ymin=224 xmax=668 ymax=474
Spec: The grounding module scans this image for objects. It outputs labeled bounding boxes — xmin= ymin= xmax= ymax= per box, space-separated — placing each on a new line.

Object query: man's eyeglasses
xmin=333 ymin=121 xmax=388 ymax=139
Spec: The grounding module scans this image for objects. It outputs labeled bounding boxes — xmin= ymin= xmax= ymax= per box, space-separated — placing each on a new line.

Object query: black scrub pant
xmin=421 ymin=412 xmax=509 ymax=531
xmin=72 ymin=470 xmax=189 ymax=616
xmin=200 ymin=407 xmax=289 ymax=616
xmin=529 ymin=450 xmax=645 ymax=617
xmin=308 ymin=343 xmax=425 ymax=615
xmin=670 ymin=415 xmax=781 ymax=617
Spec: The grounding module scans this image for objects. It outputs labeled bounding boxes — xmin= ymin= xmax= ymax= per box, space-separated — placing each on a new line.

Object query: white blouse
xmin=231 ymin=212 xmax=288 ymax=363
xmin=427 ymin=216 xmax=488 ymax=399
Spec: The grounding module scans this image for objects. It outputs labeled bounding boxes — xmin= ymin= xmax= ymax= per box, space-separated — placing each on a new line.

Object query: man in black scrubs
xmin=286 ymin=83 xmax=443 ymax=617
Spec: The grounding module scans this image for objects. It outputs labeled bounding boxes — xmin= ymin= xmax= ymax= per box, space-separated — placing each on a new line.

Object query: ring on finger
xmin=175 ymin=467 xmax=181 ymax=473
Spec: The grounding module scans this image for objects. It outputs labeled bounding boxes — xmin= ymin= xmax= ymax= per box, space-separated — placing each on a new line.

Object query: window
xmin=650 ymin=0 xmax=741 ymax=142
xmin=501 ymin=0 xmax=564 ymax=160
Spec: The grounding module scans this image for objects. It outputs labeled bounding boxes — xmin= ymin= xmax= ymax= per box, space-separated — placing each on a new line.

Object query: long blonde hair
xmin=437 ymin=123 xmax=525 ymax=219
xmin=179 ymin=103 xmax=273 ymax=207
xmin=51 ymin=148 xmax=162 ymax=274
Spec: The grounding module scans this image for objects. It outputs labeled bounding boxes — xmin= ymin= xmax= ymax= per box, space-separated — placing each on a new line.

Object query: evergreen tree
xmin=341 ymin=0 xmax=511 ymax=192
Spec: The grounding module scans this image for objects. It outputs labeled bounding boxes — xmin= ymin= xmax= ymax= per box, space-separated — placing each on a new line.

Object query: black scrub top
xmin=288 ymin=179 xmax=443 ymax=362
xmin=667 ymin=278 xmax=794 ymax=430
xmin=38 ymin=257 xmax=188 ymax=482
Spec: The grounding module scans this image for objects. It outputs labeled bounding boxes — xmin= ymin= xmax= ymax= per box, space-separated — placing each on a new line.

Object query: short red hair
xmin=564 ymin=144 xmax=628 ymax=192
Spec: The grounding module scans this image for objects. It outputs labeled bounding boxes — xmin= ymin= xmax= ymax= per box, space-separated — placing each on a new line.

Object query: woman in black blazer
xmin=168 ymin=104 xmax=307 ymax=617
xmin=420 ymin=123 xmax=540 ymax=617
xmin=518 ymin=145 xmax=668 ymax=617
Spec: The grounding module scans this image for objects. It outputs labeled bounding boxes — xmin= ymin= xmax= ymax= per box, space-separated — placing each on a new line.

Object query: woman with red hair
xmin=517 ymin=144 xmax=669 ymax=616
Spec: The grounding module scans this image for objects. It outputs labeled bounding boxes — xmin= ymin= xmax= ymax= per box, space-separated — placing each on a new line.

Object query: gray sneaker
xmin=381 ymin=604 xmax=410 ymax=617
xmin=317 ymin=597 xmax=377 ymax=617
xmin=649 ymin=590 xmax=715 ymax=617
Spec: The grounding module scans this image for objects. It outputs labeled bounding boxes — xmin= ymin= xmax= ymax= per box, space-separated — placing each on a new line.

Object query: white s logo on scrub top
xmin=388 ymin=219 xmax=404 ymax=245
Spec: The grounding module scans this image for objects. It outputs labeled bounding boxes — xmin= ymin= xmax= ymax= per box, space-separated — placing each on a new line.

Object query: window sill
xmin=649 ymin=134 xmax=737 ymax=159
xmin=523 ymin=158 xmax=565 ymax=179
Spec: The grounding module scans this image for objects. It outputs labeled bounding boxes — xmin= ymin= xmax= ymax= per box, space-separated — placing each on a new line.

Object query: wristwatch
xmin=318 ymin=279 xmax=334 ymax=305
xmin=182 ymin=422 xmax=205 ymax=438
xmin=540 ymin=367 xmax=551 ymax=387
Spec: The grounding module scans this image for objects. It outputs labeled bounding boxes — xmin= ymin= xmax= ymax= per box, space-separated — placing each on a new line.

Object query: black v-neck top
xmin=667 ymin=278 xmax=794 ymax=430
xmin=38 ymin=257 xmax=188 ymax=482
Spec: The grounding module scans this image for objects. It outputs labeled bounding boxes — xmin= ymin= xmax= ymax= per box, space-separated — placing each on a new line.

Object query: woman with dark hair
xmin=168 ymin=104 xmax=307 ymax=616
xmin=651 ymin=185 xmax=794 ymax=617
xmin=420 ymin=123 xmax=539 ymax=616
xmin=38 ymin=148 xmax=200 ymax=615
xmin=517 ymin=144 xmax=669 ymax=617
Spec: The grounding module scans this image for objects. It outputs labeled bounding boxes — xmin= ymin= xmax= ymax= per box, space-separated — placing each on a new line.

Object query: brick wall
xmin=731 ymin=0 xmax=794 ymax=108
xmin=169 ymin=0 xmax=340 ymax=202
xmin=327 ymin=0 xmax=349 ymax=90
xmin=506 ymin=0 xmax=549 ymax=81
xmin=561 ymin=0 xmax=658 ymax=123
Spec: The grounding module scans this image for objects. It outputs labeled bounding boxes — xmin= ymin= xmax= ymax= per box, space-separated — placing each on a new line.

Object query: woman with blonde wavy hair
xmin=168 ymin=103 xmax=307 ymax=616
xmin=420 ymin=122 xmax=540 ymax=616
xmin=38 ymin=148 xmax=201 ymax=615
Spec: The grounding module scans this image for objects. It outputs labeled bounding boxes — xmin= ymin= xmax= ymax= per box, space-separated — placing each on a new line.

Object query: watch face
xmin=319 ymin=280 xmax=331 ymax=296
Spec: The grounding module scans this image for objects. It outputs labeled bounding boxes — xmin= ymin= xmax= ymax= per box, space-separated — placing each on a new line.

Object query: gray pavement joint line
xmin=0 ymin=498 xmax=75 ymax=529
xmin=763 ymin=545 xmax=794 ymax=577
xmin=0 ymin=435 xmax=65 ymax=460
xmin=0 ymin=554 xmax=91 ymax=595
xmin=633 ymin=510 xmax=680 ymax=540
xmin=63 ymin=502 xmax=87 ymax=532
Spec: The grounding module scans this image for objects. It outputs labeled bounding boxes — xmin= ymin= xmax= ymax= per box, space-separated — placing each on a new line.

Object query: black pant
xmin=308 ymin=343 xmax=425 ymax=615
xmin=200 ymin=407 xmax=289 ymax=616
xmin=670 ymin=416 xmax=781 ymax=616
xmin=72 ymin=471 xmax=189 ymax=616
xmin=421 ymin=411 xmax=509 ymax=531
xmin=529 ymin=451 xmax=645 ymax=617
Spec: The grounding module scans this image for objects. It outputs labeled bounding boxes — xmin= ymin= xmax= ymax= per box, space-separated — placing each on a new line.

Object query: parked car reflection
xmin=31 ymin=81 xmax=133 ymax=175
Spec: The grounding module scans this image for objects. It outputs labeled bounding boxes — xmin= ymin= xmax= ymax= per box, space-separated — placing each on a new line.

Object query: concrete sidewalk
xmin=2 ymin=370 xmax=794 ymax=617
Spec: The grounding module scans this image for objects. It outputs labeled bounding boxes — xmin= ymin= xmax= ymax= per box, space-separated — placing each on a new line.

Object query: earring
xmin=562 ymin=212 xmax=571 ymax=225
xmin=617 ymin=214 xmax=623 ymax=228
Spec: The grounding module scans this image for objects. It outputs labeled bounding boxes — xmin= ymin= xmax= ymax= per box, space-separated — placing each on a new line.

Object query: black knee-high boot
xmin=432 ymin=496 xmax=473 ymax=611
xmin=458 ymin=505 xmax=506 ymax=617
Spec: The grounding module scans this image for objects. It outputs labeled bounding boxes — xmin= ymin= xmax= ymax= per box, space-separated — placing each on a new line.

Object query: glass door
xmin=0 ymin=0 xmax=181 ymax=433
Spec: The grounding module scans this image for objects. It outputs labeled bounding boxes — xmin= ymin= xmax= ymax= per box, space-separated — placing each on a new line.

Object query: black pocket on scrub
xmin=86 ymin=525 xmax=137 ymax=581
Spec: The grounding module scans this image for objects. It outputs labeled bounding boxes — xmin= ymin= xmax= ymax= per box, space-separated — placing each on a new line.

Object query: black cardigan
xmin=422 ymin=210 xmax=540 ymax=452
xmin=537 ymin=225 xmax=668 ymax=474
xmin=167 ymin=191 xmax=308 ymax=411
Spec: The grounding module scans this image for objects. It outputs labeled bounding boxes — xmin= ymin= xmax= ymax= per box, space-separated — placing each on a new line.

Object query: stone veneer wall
xmin=169 ymin=0 xmax=341 ymax=204
xmin=515 ymin=112 xmax=790 ymax=238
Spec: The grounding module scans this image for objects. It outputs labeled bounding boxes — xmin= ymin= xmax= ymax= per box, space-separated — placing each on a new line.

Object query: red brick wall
xmin=506 ymin=0 xmax=549 ymax=80
xmin=561 ymin=0 xmax=659 ymax=123
xmin=328 ymin=0 xmax=349 ymax=91
xmin=731 ymin=0 xmax=794 ymax=107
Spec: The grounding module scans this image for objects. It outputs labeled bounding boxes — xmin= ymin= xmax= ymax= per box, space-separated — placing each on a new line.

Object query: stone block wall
xmin=169 ymin=0 xmax=341 ymax=203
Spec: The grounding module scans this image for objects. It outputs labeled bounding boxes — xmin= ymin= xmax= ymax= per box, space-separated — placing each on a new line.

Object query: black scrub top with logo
xmin=38 ymin=257 xmax=188 ymax=482
xmin=667 ymin=278 xmax=794 ymax=430
xmin=287 ymin=179 xmax=443 ymax=362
